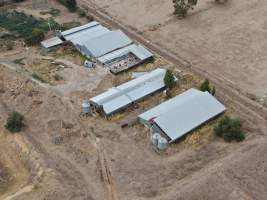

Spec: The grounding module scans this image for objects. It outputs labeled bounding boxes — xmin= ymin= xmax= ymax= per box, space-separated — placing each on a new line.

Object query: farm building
xmin=75 ymin=30 xmax=133 ymax=58
xmin=89 ymin=68 xmax=171 ymax=116
xmin=41 ymin=36 xmax=63 ymax=49
xmin=41 ymin=21 xmax=153 ymax=73
xmin=98 ymin=44 xmax=153 ymax=74
xmin=139 ymin=88 xmax=226 ymax=143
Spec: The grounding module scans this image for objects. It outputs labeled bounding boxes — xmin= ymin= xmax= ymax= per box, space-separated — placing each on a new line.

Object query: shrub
xmin=200 ymin=79 xmax=211 ymax=93
xmin=5 ymin=111 xmax=24 ymax=133
xmin=214 ymin=116 xmax=245 ymax=142
xmin=77 ymin=8 xmax=86 ymax=17
xmin=199 ymin=79 xmax=216 ymax=96
xmin=86 ymin=14 xmax=94 ymax=22
xmin=58 ymin=0 xmax=77 ymax=12
xmin=12 ymin=0 xmax=25 ymax=2
xmin=164 ymin=69 xmax=175 ymax=88
xmin=25 ymin=28 xmax=45 ymax=45
xmin=173 ymin=0 xmax=197 ymax=18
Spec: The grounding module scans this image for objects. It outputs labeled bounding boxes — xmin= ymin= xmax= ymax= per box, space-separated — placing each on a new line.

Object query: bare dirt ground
xmin=84 ymin=0 xmax=267 ymax=105
xmin=0 ymin=0 xmax=267 ymax=200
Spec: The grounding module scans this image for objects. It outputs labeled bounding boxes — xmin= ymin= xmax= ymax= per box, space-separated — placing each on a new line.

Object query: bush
xmin=58 ymin=0 xmax=77 ymax=12
xmin=5 ymin=111 xmax=24 ymax=133
xmin=25 ymin=28 xmax=45 ymax=45
xmin=164 ymin=69 xmax=175 ymax=88
xmin=199 ymin=79 xmax=216 ymax=95
xmin=77 ymin=8 xmax=86 ymax=17
xmin=214 ymin=116 xmax=245 ymax=142
xmin=173 ymin=0 xmax=197 ymax=18
xmin=12 ymin=0 xmax=25 ymax=2
xmin=200 ymin=79 xmax=211 ymax=93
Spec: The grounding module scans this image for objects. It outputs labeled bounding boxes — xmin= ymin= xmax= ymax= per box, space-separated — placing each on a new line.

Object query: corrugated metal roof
xmin=65 ymin=25 xmax=110 ymax=45
xmin=90 ymin=68 xmax=168 ymax=115
xmin=82 ymin=30 xmax=133 ymax=58
xmin=41 ymin=37 xmax=63 ymax=48
xmin=139 ymin=89 xmax=226 ymax=143
xmin=139 ymin=89 xmax=202 ymax=121
xmin=130 ymin=45 xmax=154 ymax=60
xmin=61 ymin=21 xmax=100 ymax=37
xmin=97 ymin=44 xmax=153 ymax=64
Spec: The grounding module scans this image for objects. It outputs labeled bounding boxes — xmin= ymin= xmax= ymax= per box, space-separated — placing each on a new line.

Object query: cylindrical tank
xmin=82 ymin=100 xmax=90 ymax=114
xmin=151 ymin=133 xmax=161 ymax=146
xmin=157 ymin=137 xmax=168 ymax=150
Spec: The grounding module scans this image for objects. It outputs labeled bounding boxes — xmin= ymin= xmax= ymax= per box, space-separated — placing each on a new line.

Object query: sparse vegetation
xmin=77 ymin=8 xmax=86 ymax=17
xmin=62 ymin=21 xmax=81 ymax=30
xmin=0 ymin=11 xmax=60 ymax=46
xmin=40 ymin=8 xmax=61 ymax=17
xmin=164 ymin=69 xmax=176 ymax=88
xmin=54 ymin=74 xmax=63 ymax=81
xmin=214 ymin=116 xmax=245 ymax=142
xmin=32 ymin=73 xmax=47 ymax=83
xmin=57 ymin=0 xmax=77 ymax=12
xmin=172 ymin=0 xmax=198 ymax=18
xmin=5 ymin=111 xmax=24 ymax=133
xmin=25 ymin=28 xmax=45 ymax=45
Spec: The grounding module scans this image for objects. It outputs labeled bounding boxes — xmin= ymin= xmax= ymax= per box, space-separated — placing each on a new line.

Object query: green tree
xmin=5 ymin=111 xmax=24 ymax=133
xmin=199 ymin=79 xmax=211 ymax=93
xmin=66 ymin=0 xmax=77 ymax=11
xmin=172 ymin=0 xmax=198 ymax=18
xmin=164 ymin=69 xmax=175 ymax=88
xmin=214 ymin=116 xmax=245 ymax=142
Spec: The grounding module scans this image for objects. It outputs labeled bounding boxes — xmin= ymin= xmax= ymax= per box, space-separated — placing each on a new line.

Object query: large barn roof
xmin=90 ymin=68 xmax=168 ymax=115
xmin=82 ymin=30 xmax=133 ymax=58
xmin=139 ymin=89 xmax=226 ymax=142
xmin=64 ymin=25 xmax=110 ymax=45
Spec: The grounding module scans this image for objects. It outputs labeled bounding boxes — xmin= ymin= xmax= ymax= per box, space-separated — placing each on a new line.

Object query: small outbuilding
xmin=139 ymin=88 xmax=226 ymax=143
xmin=41 ymin=37 xmax=63 ymax=49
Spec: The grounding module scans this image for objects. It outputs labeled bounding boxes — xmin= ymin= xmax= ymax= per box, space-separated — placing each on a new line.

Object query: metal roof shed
xmin=89 ymin=68 xmax=170 ymax=116
xmin=61 ymin=21 xmax=100 ymax=37
xmin=139 ymin=89 xmax=226 ymax=143
xmin=81 ymin=30 xmax=133 ymax=58
xmin=41 ymin=37 xmax=63 ymax=49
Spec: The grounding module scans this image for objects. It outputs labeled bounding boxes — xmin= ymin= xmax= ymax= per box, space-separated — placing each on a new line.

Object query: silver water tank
xmin=157 ymin=137 xmax=168 ymax=150
xmin=82 ymin=100 xmax=90 ymax=114
xmin=151 ymin=133 xmax=161 ymax=146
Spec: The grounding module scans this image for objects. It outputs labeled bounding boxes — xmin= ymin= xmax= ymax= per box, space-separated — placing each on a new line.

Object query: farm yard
xmin=84 ymin=0 xmax=267 ymax=105
xmin=0 ymin=0 xmax=266 ymax=200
